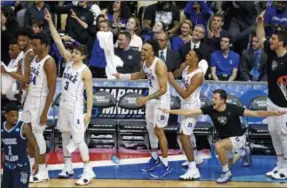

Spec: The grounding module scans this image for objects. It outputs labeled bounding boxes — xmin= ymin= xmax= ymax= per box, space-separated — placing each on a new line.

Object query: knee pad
xmin=33 ymin=130 xmax=46 ymax=155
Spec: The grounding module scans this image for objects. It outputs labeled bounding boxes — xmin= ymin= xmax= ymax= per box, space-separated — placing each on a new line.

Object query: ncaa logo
xmin=271 ymin=61 xmax=278 ymax=70
xmin=218 ymin=116 xmax=227 ymax=125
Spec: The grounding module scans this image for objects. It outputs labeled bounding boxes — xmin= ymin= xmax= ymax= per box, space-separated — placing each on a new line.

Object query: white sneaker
xmin=195 ymin=157 xmax=204 ymax=165
xmin=75 ymin=168 xmax=96 ymax=186
xmin=266 ymin=166 xmax=281 ymax=177
xmin=182 ymin=158 xmax=203 ymax=167
xmin=58 ymin=169 xmax=74 ymax=178
xmin=270 ymin=168 xmax=287 ymax=180
xmin=30 ymin=171 xmax=49 ymax=183
xmin=179 ymin=168 xmax=200 ymax=180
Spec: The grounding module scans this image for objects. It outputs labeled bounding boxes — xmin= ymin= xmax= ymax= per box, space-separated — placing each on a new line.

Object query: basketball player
xmin=159 ymin=89 xmax=287 ymax=183
xmin=1 ymin=28 xmax=34 ymax=104
xmin=1 ymin=103 xmax=40 ymax=188
xmin=114 ymin=39 xmax=171 ymax=178
xmin=1 ymin=40 xmax=23 ymax=106
xmin=256 ymin=14 xmax=287 ymax=179
xmin=173 ymin=49 xmax=208 ymax=167
xmin=167 ymin=49 xmax=204 ymax=180
xmin=18 ymin=31 xmax=57 ymax=183
xmin=45 ymin=9 xmax=95 ymax=185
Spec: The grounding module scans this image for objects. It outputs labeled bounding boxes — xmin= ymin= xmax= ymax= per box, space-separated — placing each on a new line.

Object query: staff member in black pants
xmin=159 ymin=89 xmax=287 ymax=183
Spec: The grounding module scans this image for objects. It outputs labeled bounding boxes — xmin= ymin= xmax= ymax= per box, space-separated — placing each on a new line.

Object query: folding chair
xmin=117 ymin=92 xmax=147 ymax=151
xmin=87 ymin=91 xmax=117 ymax=149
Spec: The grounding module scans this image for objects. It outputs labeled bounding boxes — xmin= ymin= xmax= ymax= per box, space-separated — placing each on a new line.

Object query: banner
xmin=50 ymin=79 xmax=268 ymax=124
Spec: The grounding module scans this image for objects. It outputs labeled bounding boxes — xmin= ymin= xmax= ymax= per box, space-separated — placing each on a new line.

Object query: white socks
xmin=222 ymin=165 xmax=229 ymax=173
xmin=188 ymin=161 xmax=196 ymax=170
xmin=151 ymin=151 xmax=158 ymax=160
xmin=162 ymin=157 xmax=168 ymax=167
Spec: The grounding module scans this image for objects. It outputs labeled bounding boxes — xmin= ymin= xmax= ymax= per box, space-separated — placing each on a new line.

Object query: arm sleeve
xmin=210 ymin=53 xmax=216 ymax=67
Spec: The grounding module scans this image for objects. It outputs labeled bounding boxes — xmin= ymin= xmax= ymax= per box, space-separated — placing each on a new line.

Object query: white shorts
xmin=57 ymin=103 xmax=86 ymax=134
xmin=21 ymin=96 xmax=47 ymax=131
xmin=267 ymin=98 xmax=287 ymax=134
xmin=179 ymin=115 xmax=198 ymax=135
xmin=145 ymin=98 xmax=170 ymax=128
xmin=229 ymin=134 xmax=246 ymax=153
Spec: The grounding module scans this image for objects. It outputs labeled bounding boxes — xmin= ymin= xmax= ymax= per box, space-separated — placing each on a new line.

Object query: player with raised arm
xmin=1 ymin=103 xmax=40 ymax=188
xmin=45 ymin=9 xmax=95 ymax=185
xmin=168 ymin=49 xmax=204 ymax=180
xmin=159 ymin=89 xmax=287 ymax=183
xmin=256 ymin=13 xmax=287 ymax=179
xmin=114 ymin=39 xmax=171 ymax=178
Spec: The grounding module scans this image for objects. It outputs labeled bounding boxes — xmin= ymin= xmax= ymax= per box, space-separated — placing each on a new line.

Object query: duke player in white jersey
xmin=114 ymin=39 xmax=171 ymax=178
xmin=1 ymin=40 xmax=23 ymax=102
xmin=257 ymin=14 xmax=287 ymax=179
xmin=45 ymin=9 xmax=95 ymax=185
xmin=21 ymin=32 xmax=57 ymax=183
xmin=1 ymin=28 xmax=35 ymax=104
xmin=167 ymin=49 xmax=204 ymax=180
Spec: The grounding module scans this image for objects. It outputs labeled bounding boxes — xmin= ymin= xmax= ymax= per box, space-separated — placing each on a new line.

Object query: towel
xmin=97 ymin=31 xmax=123 ymax=79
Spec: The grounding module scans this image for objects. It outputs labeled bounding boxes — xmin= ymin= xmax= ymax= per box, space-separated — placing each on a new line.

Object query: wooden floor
xmin=29 ymin=179 xmax=287 ymax=187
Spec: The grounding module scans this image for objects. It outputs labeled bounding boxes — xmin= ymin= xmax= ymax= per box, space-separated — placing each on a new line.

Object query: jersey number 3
xmin=64 ymin=81 xmax=69 ymax=90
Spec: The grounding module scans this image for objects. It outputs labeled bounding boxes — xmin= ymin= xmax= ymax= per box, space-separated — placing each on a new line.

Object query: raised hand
xmin=44 ymin=8 xmax=52 ymax=22
xmin=71 ymin=9 xmax=78 ymax=19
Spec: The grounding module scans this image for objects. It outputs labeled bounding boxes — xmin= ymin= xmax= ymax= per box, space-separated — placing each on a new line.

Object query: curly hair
xmin=107 ymin=1 xmax=131 ymax=20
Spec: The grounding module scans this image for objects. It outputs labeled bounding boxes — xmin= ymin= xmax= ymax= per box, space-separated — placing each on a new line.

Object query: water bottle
xmin=111 ymin=154 xmax=120 ymax=164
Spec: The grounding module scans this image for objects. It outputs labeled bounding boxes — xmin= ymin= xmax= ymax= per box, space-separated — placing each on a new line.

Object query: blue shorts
xmin=1 ymin=163 xmax=30 ymax=188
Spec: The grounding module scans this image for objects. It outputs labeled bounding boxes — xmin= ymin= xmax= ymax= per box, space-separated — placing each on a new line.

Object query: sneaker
xmin=243 ymin=147 xmax=252 ymax=167
xmin=179 ymin=168 xmax=200 ymax=180
xmin=150 ymin=164 xmax=172 ymax=178
xmin=182 ymin=158 xmax=204 ymax=167
xmin=58 ymin=169 xmax=74 ymax=178
xmin=141 ymin=157 xmax=161 ymax=172
xmin=266 ymin=166 xmax=281 ymax=177
xmin=270 ymin=168 xmax=287 ymax=180
xmin=75 ymin=168 xmax=96 ymax=186
xmin=216 ymin=170 xmax=232 ymax=184
xmin=30 ymin=171 xmax=49 ymax=183
xmin=195 ymin=157 xmax=204 ymax=165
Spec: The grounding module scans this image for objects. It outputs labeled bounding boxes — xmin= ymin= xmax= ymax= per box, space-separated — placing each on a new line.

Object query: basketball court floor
xmin=27 ymin=149 xmax=287 ymax=187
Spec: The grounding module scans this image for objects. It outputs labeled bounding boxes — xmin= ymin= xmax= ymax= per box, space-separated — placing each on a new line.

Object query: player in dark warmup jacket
xmin=159 ymin=89 xmax=287 ymax=184
xmin=1 ymin=103 xmax=40 ymax=188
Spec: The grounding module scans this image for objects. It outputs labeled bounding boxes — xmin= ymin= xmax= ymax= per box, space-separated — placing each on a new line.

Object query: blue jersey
xmin=1 ymin=121 xmax=28 ymax=168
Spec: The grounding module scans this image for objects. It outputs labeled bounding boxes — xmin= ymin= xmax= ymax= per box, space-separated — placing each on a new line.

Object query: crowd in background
xmin=1 ymin=1 xmax=287 ymax=82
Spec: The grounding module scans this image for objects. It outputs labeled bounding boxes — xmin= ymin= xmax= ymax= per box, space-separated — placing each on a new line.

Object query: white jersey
xmin=1 ymin=52 xmax=24 ymax=95
xmin=20 ymin=49 xmax=33 ymax=74
xmin=180 ymin=67 xmax=203 ymax=109
xmin=143 ymin=57 xmax=170 ymax=102
xmin=60 ymin=62 xmax=87 ymax=108
xmin=27 ymin=55 xmax=50 ymax=97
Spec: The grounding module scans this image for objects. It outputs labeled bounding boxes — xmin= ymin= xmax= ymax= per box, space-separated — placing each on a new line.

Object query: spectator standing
xmin=183 ymin=1 xmax=212 ymax=30
xmin=115 ymin=31 xmax=141 ymax=74
xmin=206 ymin=14 xmax=230 ymax=52
xmin=143 ymin=1 xmax=180 ymax=35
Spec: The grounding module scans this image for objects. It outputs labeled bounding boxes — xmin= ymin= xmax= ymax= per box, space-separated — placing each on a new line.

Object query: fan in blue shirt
xmin=211 ymin=36 xmax=240 ymax=81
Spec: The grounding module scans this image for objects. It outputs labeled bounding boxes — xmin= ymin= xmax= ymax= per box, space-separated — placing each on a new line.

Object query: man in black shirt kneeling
xmin=159 ymin=89 xmax=287 ymax=184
